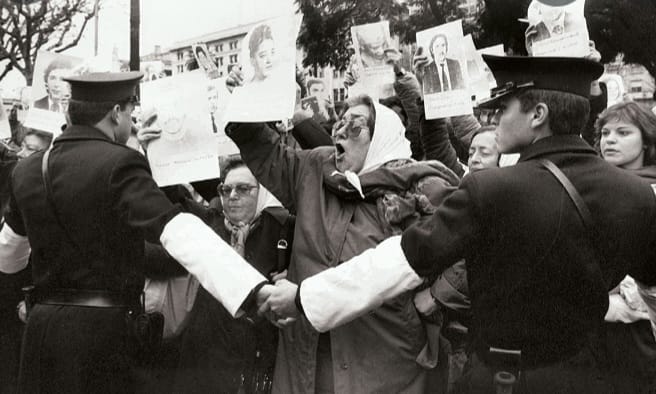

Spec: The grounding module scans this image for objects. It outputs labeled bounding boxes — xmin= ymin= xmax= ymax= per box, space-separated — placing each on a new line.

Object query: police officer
xmin=265 ymin=56 xmax=656 ymax=393
xmin=0 ymin=72 xmax=270 ymax=393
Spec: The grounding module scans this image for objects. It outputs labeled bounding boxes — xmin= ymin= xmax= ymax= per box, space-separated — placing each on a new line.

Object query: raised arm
xmin=226 ymin=122 xmax=312 ymax=213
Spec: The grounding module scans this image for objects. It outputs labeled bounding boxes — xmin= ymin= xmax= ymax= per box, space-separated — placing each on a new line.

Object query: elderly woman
xmin=227 ymin=61 xmax=460 ymax=392
xmin=595 ymin=101 xmax=656 ymax=393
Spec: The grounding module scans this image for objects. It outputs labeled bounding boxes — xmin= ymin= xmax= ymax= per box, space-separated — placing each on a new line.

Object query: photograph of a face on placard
xmin=192 ymin=43 xmax=220 ymax=80
xmin=417 ymin=20 xmax=472 ymax=119
xmin=525 ymin=0 xmax=589 ymax=57
xmin=224 ymin=13 xmax=302 ymax=122
xmin=25 ymin=51 xmax=84 ymax=136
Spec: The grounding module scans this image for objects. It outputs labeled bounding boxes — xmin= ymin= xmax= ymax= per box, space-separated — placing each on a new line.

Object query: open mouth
xmin=335 ymin=143 xmax=345 ymax=155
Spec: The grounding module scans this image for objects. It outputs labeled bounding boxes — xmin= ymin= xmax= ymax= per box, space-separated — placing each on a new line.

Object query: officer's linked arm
xmin=299 ymin=235 xmax=423 ymax=332
xmin=0 ymin=223 xmax=30 ymax=274
xmin=636 ymin=281 xmax=656 ymax=342
xmin=159 ymin=213 xmax=267 ymax=317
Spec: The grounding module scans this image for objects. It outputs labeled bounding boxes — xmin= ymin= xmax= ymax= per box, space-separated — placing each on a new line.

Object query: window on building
xmin=631 ymin=85 xmax=642 ymax=93
xmin=333 ymin=69 xmax=338 ymax=79
xmin=229 ymin=54 xmax=238 ymax=63
xmin=319 ymin=69 xmax=324 ymax=78
xmin=219 ymin=71 xmax=223 ymax=77
xmin=218 ymin=57 xmax=224 ymax=66
xmin=177 ymin=52 xmax=183 ymax=61
xmin=334 ymin=88 xmax=339 ymax=102
xmin=339 ymin=88 xmax=345 ymax=101
xmin=219 ymin=44 xmax=224 ymax=52
xmin=229 ymin=40 xmax=238 ymax=50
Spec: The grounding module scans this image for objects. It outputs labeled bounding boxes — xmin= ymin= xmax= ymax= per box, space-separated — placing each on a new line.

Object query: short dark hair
xmin=342 ymin=94 xmax=377 ymax=137
xmin=595 ymin=101 xmax=656 ymax=166
xmin=43 ymin=58 xmax=75 ymax=83
xmin=249 ymin=24 xmax=273 ymax=59
xmin=429 ymin=34 xmax=448 ymax=59
xmin=67 ymin=99 xmax=131 ymax=127
xmin=514 ymin=89 xmax=590 ymax=136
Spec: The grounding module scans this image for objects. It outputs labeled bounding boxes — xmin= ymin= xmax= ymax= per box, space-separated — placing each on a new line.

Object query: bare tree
xmin=0 ymin=0 xmax=96 ymax=84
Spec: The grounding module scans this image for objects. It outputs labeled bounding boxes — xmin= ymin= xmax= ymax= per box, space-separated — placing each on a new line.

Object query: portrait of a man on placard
xmin=33 ymin=57 xmax=76 ymax=113
xmin=423 ymin=33 xmax=465 ymax=94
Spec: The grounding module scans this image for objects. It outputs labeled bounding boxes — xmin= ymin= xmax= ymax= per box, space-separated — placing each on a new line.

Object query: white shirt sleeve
xmin=0 ymin=223 xmax=31 ymax=274
xmin=636 ymin=279 xmax=656 ymax=342
xmin=160 ymin=212 xmax=267 ymax=317
xmin=300 ymin=235 xmax=423 ymax=332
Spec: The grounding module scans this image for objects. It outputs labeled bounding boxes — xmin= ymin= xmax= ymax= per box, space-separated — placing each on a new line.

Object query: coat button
xmin=341 ymin=363 xmax=348 ymax=370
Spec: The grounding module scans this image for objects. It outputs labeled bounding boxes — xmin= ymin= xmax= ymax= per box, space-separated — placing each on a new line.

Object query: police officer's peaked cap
xmin=64 ymin=71 xmax=144 ymax=102
xmin=478 ymin=55 xmax=604 ymax=109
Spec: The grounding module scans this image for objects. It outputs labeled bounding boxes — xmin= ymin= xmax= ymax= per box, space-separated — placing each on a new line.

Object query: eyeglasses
xmin=218 ymin=183 xmax=258 ymax=197
xmin=331 ymin=114 xmax=369 ymax=139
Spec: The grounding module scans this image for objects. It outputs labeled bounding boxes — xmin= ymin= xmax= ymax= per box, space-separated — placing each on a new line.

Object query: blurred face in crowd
xmin=468 ymin=131 xmax=500 ymax=172
xmin=492 ymin=96 xmax=536 ymax=154
xmin=432 ymin=36 xmax=448 ymax=64
xmin=600 ymin=120 xmax=645 ymax=170
xmin=46 ymin=68 xmax=72 ymax=102
xmin=309 ymin=82 xmax=325 ymax=99
xmin=332 ymin=104 xmax=372 ymax=173
xmin=220 ymin=166 xmax=259 ymax=224
xmin=252 ymin=38 xmax=275 ymax=80
xmin=18 ymin=133 xmax=50 ymax=159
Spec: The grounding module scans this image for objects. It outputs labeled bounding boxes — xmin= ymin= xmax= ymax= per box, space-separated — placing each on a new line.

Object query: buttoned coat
xmin=401 ymin=135 xmax=656 ymax=363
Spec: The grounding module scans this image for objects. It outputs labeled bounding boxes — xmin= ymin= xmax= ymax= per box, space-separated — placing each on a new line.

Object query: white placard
xmin=526 ymin=0 xmax=589 ymax=57
xmin=417 ymin=20 xmax=473 ymax=119
xmin=192 ymin=43 xmax=220 ymax=80
xmin=599 ymin=74 xmax=625 ymax=107
xmin=224 ymin=14 xmax=302 ymax=122
xmin=26 ymin=51 xmax=84 ymax=135
xmin=142 ymin=71 xmax=219 ymax=186
xmin=351 ymin=21 xmax=395 ymax=99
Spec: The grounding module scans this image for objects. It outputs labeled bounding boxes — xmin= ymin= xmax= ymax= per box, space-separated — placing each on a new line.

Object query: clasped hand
xmin=256 ymin=278 xmax=300 ymax=328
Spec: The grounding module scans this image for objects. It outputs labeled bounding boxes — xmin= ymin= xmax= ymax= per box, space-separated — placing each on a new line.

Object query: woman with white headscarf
xmin=226 ymin=90 xmax=460 ymax=394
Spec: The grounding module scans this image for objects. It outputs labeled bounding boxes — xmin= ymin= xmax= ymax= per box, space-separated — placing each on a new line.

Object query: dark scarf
xmin=323 ymin=157 xmax=460 ymax=235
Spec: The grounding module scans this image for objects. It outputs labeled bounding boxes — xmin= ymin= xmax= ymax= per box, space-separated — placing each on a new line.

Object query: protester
xmin=466 ymin=126 xmax=500 ymax=172
xmin=172 ymin=158 xmax=294 ymax=394
xmin=265 ymin=55 xmax=656 ymax=394
xmin=595 ymin=101 xmax=656 ymax=392
xmin=226 ymin=62 xmax=461 ymax=392
xmin=0 ymin=71 xmax=276 ymax=393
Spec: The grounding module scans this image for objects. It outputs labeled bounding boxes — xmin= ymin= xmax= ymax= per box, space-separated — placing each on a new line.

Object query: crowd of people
xmin=0 ymin=14 xmax=656 ymax=394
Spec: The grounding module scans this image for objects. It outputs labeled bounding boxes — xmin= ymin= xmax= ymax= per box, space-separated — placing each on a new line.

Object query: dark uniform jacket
xmin=5 ymin=125 xmax=181 ymax=393
xmin=401 ymin=135 xmax=656 ymax=365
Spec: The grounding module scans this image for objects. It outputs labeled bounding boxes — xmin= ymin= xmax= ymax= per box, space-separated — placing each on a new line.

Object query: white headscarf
xmin=360 ymin=102 xmax=412 ymax=174
xmin=335 ymin=102 xmax=412 ymax=198
xmin=254 ymin=184 xmax=283 ymax=218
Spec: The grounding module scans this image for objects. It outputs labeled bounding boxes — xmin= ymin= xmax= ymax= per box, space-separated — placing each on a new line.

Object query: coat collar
xmin=518 ymin=135 xmax=597 ymax=163
xmin=53 ymin=125 xmax=116 ymax=145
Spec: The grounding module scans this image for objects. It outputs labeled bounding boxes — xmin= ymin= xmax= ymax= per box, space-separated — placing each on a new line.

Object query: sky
xmin=0 ymin=0 xmax=296 ymax=96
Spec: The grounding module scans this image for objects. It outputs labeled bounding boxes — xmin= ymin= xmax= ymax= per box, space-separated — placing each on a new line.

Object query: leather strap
xmin=538 ymin=159 xmax=593 ymax=231
xmin=37 ymin=289 xmax=139 ymax=309
xmin=41 ymin=148 xmax=83 ymax=252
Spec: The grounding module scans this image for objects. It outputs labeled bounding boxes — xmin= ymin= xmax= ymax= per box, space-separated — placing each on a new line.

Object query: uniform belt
xmin=36 ymin=289 xmax=140 ymax=309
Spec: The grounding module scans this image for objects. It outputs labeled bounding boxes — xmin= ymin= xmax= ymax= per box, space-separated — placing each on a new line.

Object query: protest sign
xmin=207 ymin=77 xmax=240 ymax=157
xmin=474 ymin=43 xmax=505 ymax=102
xmin=350 ymin=21 xmax=395 ymax=99
xmin=525 ymin=0 xmax=589 ymax=57
xmin=192 ymin=43 xmax=220 ymax=80
xmin=417 ymin=20 xmax=472 ymax=119
xmin=305 ymin=77 xmax=334 ymax=122
xmin=599 ymin=74 xmax=625 ymax=107
xmin=25 ymin=51 xmax=84 ymax=136
xmin=224 ymin=13 xmax=302 ymax=122
xmin=141 ymin=71 xmax=219 ymax=186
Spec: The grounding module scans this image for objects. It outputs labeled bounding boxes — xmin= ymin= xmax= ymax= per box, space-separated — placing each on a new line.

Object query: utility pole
xmin=130 ymin=0 xmax=140 ymax=72
xmin=93 ymin=0 xmax=100 ymax=56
